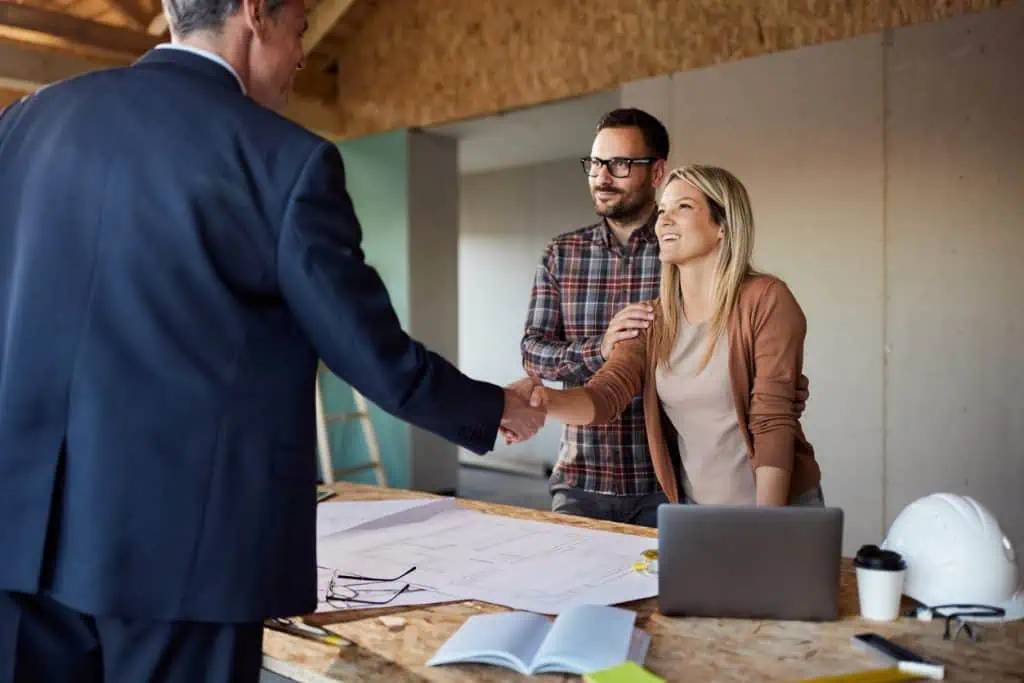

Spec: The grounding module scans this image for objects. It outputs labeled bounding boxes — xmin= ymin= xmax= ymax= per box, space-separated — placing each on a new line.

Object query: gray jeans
xmin=680 ymin=484 xmax=826 ymax=506
xmin=790 ymin=484 xmax=826 ymax=506
xmin=550 ymin=488 xmax=669 ymax=528
xmin=552 ymin=483 xmax=824 ymax=529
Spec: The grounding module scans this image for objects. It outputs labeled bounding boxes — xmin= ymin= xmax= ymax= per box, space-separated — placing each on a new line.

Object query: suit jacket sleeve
xmin=276 ymin=141 xmax=505 ymax=455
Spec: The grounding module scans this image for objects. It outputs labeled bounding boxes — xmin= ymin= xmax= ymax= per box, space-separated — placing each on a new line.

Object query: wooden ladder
xmin=314 ymin=366 xmax=386 ymax=487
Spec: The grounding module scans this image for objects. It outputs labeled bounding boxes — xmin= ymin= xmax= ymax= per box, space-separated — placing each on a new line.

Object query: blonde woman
xmin=528 ymin=164 xmax=822 ymax=507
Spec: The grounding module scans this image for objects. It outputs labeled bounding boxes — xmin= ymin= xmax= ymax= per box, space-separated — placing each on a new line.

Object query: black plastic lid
xmin=854 ymin=544 xmax=907 ymax=571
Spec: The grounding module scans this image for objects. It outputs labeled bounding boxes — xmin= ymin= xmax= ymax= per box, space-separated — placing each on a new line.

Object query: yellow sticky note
xmin=584 ymin=661 xmax=666 ymax=683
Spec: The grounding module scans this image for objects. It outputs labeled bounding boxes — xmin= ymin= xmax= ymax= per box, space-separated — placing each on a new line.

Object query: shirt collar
xmin=155 ymin=43 xmax=246 ymax=94
xmin=595 ymin=210 xmax=659 ymax=249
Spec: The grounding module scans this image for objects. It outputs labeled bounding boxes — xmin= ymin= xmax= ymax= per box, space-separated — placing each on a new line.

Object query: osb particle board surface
xmin=323 ymin=0 xmax=1016 ymax=139
xmin=262 ymin=482 xmax=1024 ymax=682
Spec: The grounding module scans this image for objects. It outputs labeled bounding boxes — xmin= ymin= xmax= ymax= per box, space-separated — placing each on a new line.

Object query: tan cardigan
xmin=583 ymin=273 xmax=820 ymax=504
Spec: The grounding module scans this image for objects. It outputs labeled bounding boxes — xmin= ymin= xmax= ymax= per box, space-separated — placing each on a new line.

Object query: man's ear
xmin=242 ymin=0 xmax=267 ymax=37
xmin=651 ymin=159 xmax=667 ymax=188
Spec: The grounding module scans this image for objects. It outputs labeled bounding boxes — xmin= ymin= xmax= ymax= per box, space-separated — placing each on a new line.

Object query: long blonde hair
xmin=654 ymin=164 xmax=757 ymax=373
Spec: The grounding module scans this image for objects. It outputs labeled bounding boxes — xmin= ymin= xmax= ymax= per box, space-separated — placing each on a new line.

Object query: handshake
xmin=498 ymin=375 xmax=549 ymax=446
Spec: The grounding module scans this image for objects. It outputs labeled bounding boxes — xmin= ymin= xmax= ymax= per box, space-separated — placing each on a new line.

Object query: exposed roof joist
xmin=0 ymin=0 xmax=345 ymax=137
xmin=303 ymin=0 xmax=357 ymax=53
xmin=0 ymin=0 xmax=158 ymax=60
xmin=105 ymin=0 xmax=152 ymax=30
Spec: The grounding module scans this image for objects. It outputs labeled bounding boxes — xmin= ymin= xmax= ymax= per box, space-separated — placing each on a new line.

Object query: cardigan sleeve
xmin=582 ymin=329 xmax=648 ymax=424
xmin=748 ymin=280 xmax=807 ymax=471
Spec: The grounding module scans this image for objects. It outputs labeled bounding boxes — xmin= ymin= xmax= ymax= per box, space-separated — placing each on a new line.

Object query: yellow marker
xmin=265 ymin=618 xmax=350 ymax=648
xmin=793 ymin=668 xmax=923 ymax=683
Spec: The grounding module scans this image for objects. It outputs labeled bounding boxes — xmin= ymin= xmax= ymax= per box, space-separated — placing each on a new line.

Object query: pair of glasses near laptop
xmin=906 ymin=603 xmax=1006 ymax=641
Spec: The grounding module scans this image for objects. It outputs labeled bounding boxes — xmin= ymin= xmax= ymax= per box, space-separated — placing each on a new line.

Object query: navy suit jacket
xmin=0 ymin=48 xmax=505 ymax=622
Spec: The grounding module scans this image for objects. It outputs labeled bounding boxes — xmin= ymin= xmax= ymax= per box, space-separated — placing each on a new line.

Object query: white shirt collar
xmin=155 ymin=43 xmax=246 ymax=94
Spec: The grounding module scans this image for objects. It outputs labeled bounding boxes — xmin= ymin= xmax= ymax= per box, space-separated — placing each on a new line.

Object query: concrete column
xmin=318 ymin=128 xmax=461 ymax=494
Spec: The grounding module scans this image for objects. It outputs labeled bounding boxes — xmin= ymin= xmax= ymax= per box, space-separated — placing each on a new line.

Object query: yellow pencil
xmin=793 ymin=667 xmax=923 ymax=683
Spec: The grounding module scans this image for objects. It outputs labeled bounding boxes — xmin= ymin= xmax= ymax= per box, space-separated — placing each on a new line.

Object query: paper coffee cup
xmin=854 ymin=545 xmax=907 ymax=621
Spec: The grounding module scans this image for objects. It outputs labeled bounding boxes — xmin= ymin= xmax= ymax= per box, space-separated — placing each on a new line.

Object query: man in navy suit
xmin=0 ymin=0 xmax=544 ymax=679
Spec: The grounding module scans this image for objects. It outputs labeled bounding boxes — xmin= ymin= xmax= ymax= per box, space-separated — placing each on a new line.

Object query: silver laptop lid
xmin=657 ymin=504 xmax=844 ymax=621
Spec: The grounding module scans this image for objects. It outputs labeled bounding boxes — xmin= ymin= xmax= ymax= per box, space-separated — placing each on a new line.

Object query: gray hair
xmin=163 ymin=0 xmax=287 ymax=36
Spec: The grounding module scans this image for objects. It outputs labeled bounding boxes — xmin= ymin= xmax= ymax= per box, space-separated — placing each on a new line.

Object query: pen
xmin=265 ymin=617 xmax=350 ymax=648
xmin=896 ymin=660 xmax=945 ymax=680
xmin=793 ymin=668 xmax=923 ymax=683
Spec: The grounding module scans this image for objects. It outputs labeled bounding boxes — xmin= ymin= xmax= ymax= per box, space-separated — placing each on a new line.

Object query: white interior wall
xmin=622 ymin=5 xmax=1024 ymax=555
xmin=624 ymin=35 xmax=887 ymax=555
xmin=453 ymin=4 xmax=1023 ymax=557
xmin=883 ymin=8 xmax=1024 ymax=550
xmin=457 ymin=159 xmax=603 ymax=468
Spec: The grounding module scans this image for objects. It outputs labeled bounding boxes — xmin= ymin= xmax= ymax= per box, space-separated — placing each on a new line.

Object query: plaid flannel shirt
xmin=521 ymin=217 xmax=662 ymax=496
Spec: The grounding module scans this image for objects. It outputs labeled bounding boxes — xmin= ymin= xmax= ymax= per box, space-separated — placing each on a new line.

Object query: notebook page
xmin=426 ymin=612 xmax=551 ymax=674
xmin=532 ymin=604 xmax=636 ymax=674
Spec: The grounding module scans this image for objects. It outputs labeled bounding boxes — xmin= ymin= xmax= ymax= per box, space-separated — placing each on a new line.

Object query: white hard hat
xmin=881 ymin=493 xmax=1023 ymax=621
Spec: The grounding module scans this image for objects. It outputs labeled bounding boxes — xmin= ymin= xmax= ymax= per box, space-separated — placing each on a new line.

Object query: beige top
xmin=583 ymin=274 xmax=821 ymax=504
xmin=655 ymin=317 xmax=755 ymax=505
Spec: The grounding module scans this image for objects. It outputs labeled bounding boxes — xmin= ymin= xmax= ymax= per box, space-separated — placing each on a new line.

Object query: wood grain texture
xmin=0 ymin=86 xmax=25 ymax=110
xmin=0 ymin=39 xmax=120 ymax=90
xmin=325 ymin=0 xmax=1017 ymax=139
xmin=0 ymin=0 xmax=158 ymax=60
xmin=18 ymin=0 xmax=177 ymax=30
xmin=262 ymin=482 xmax=1024 ymax=682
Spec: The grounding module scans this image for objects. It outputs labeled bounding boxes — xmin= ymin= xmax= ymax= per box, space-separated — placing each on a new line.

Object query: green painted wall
xmin=318 ymin=130 xmax=411 ymax=489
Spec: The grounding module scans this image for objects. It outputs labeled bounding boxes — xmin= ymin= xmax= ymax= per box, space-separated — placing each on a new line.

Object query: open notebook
xmin=426 ymin=604 xmax=650 ymax=676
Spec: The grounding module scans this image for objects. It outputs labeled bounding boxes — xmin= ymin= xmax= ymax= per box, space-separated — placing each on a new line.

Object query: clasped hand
xmin=499 ymin=376 xmax=547 ymax=446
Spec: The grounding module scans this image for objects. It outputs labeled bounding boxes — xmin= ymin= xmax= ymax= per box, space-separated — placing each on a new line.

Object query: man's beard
xmin=593 ymin=188 xmax=652 ymax=222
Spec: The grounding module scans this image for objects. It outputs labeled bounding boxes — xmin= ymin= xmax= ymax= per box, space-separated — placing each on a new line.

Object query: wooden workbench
xmin=262 ymin=482 xmax=1024 ymax=682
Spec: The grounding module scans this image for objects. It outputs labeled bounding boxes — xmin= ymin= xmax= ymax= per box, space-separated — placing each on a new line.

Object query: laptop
xmin=657 ymin=504 xmax=844 ymax=621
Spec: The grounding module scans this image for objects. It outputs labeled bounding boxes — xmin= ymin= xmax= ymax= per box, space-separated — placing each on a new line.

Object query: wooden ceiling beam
xmin=0 ymin=0 xmax=343 ymax=134
xmin=0 ymin=2 xmax=336 ymax=102
xmin=0 ymin=0 xmax=159 ymax=61
xmin=283 ymin=93 xmax=346 ymax=138
xmin=294 ymin=51 xmax=337 ymax=101
xmin=147 ymin=12 xmax=167 ymax=35
xmin=0 ymin=40 xmax=120 ymax=92
xmin=0 ymin=86 xmax=25 ymax=111
xmin=0 ymin=36 xmax=345 ymax=137
xmin=302 ymin=0 xmax=356 ymax=54
xmin=103 ymin=0 xmax=153 ymax=30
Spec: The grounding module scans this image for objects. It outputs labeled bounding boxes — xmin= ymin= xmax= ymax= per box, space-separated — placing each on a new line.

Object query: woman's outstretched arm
xmin=531 ymin=329 xmax=648 ymax=425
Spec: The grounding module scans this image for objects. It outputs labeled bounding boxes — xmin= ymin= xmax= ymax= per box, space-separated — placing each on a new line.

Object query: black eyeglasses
xmin=580 ymin=156 xmax=657 ymax=178
xmin=907 ymin=603 xmax=1006 ymax=641
xmin=320 ymin=565 xmax=423 ymax=609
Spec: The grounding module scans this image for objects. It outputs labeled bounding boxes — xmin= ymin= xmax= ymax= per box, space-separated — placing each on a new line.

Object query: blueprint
xmin=314 ymin=503 xmax=658 ymax=614
xmin=316 ymin=498 xmax=456 ymax=538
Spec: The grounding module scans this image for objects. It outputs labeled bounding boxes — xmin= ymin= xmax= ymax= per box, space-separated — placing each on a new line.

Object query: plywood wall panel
xmin=327 ymin=0 xmax=1014 ymax=139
